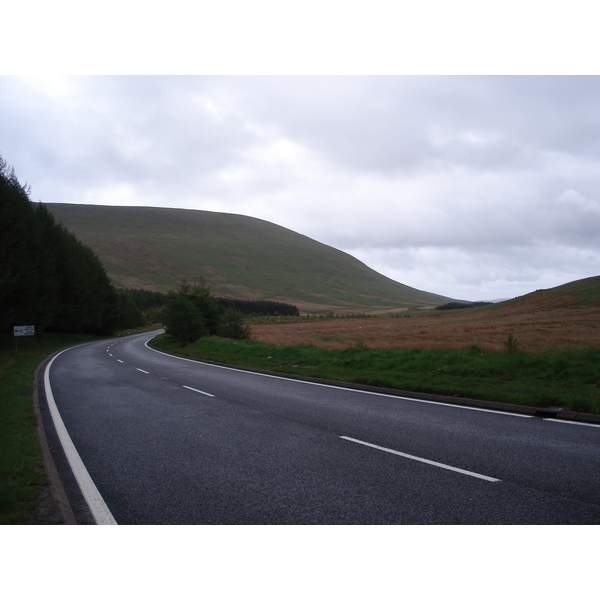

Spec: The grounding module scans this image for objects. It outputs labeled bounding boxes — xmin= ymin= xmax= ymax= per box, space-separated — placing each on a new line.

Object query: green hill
xmin=481 ymin=275 xmax=600 ymax=313
xmin=542 ymin=275 xmax=600 ymax=304
xmin=46 ymin=203 xmax=452 ymax=313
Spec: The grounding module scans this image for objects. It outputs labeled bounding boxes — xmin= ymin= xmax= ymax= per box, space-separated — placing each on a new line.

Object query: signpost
xmin=14 ymin=325 xmax=35 ymax=337
xmin=13 ymin=325 xmax=35 ymax=353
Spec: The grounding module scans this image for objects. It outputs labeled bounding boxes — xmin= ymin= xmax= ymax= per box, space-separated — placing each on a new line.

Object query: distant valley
xmin=46 ymin=203 xmax=452 ymax=314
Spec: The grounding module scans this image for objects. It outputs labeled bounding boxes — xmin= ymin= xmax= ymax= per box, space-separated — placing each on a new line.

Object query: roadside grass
xmin=0 ymin=334 xmax=87 ymax=524
xmin=0 ymin=325 xmax=160 ymax=525
xmin=0 ymin=348 xmax=46 ymax=524
xmin=150 ymin=335 xmax=600 ymax=414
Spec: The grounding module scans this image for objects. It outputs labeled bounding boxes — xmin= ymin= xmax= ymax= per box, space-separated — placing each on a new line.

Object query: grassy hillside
xmin=46 ymin=203 xmax=451 ymax=313
xmin=542 ymin=275 xmax=600 ymax=304
xmin=486 ymin=275 xmax=600 ymax=313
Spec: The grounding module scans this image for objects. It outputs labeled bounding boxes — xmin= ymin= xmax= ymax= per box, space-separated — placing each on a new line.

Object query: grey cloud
xmin=220 ymin=76 xmax=600 ymax=175
xmin=1 ymin=77 xmax=260 ymax=200
xmin=1 ymin=74 xmax=598 ymax=300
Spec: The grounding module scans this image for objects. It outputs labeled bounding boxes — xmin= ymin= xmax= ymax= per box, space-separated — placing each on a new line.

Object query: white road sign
xmin=14 ymin=325 xmax=35 ymax=337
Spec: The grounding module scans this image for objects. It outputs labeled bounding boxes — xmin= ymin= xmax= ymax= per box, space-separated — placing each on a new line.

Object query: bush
xmin=161 ymin=280 xmax=222 ymax=343
xmin=218 ymin=309 xmax=252 ymax=340
xmin=503 ymin=333 xmax=519 ymax=354
xmin=161 ymin=279 xmax=252 ymax=343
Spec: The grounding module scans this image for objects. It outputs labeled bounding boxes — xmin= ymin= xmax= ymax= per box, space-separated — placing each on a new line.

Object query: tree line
xmin=144 ymin=281 xmax=301 ymax=343
xmin=435 ymin=301 xmax=493 ymax=311
xmin=117 ymin=288 xmax=300 ymax=323
xmin=214 ymin=297 xmax=299 ymax=317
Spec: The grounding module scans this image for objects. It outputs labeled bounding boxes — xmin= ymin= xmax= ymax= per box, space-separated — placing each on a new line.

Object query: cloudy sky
xmin=2 ymin=6 xmax=599 ymax=302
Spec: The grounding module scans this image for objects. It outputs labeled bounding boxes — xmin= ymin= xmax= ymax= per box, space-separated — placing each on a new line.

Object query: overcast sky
xmin=2 ymin=74 xmax=598 ymax=301
xmin=2 ymin=3 xmax=599 ymax=302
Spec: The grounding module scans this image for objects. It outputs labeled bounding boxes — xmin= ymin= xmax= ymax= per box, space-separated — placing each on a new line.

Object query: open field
xmin=250 ymin=292 xmax=600 ymax=352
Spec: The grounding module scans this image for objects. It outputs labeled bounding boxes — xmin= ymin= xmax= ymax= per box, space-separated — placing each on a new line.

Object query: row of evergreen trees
xmin=117 ymin=289 xmax=300 ymax=324
xmin=215 ymin=298 xmax=299 ymax=317
xmin=1 ymin=155 xmax=121 ymax=337
xmin=435 ymin=301 xmax=493 ymax=311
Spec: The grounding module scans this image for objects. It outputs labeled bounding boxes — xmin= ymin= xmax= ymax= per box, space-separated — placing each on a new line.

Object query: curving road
xmin=38 ymin=331 xmax=600 ymax=524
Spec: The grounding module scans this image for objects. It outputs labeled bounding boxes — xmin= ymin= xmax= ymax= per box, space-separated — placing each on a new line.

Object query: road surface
xmin=39 ymin=331 xmax=600 ymax=524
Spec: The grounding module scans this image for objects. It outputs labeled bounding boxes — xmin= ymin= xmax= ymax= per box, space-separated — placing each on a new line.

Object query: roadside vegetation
xmin=160 ymin=279 xmax=301 ymax=344
xmin=150 ymin=334 xmax=600 ymax=414
xmin=0 ymin=337 xmax=51 ymax=524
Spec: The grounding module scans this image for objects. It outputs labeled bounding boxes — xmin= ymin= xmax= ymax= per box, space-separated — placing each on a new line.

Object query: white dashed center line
xmin=183 ymin=385 xmax=215 ymax=398
xmin=340 ymin=436 xmax=501 ymax=482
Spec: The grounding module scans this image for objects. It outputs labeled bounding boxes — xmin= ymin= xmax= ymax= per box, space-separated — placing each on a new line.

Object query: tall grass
xmin=151 ymin=335 xmax=600 ymax=414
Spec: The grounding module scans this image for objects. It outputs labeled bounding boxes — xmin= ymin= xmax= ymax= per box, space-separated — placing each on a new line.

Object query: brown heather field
xmin=250 ymin=293 xmax=600 ymax=353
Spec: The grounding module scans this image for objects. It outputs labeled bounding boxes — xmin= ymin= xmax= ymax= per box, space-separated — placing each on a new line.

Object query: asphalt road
xmin=39 ymin=331 xmax=600 ymax=524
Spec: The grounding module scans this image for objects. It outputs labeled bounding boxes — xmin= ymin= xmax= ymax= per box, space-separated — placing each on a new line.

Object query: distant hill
xmin=542 ymin=275 xmax=600 ymax=304
xmin=487 ymin=275 xmax=600 ymax=312
xmin=46 ymin=203 xmax=452 ymax=314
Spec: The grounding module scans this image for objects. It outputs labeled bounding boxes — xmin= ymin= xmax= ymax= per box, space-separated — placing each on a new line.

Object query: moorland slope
xmin=46 ymin=203 xmax=452 ymax=313
xmin=251 ymin=275 xmax=600 ymax=352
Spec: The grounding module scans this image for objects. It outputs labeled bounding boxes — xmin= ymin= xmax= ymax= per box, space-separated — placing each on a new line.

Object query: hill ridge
xmin=46 ymin=203 xmax=452 ymax=313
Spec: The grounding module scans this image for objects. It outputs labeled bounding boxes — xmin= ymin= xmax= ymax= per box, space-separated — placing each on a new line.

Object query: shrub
xmin=218 ymin=309 xmax=252 ymax=340
xmin=503 ymin=333 xmax=519 ymax=354
xmin=162 ymin=279 xmax=253 ymax=343
xmin=161 ymin=279 xmax=223 ymax=343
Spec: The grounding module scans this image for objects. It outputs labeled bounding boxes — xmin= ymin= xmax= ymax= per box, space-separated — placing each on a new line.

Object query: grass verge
xmin=150 ymin=334 xmax=600 ymax=414
xmin=1 ymin=334 xmax=85 ymax=524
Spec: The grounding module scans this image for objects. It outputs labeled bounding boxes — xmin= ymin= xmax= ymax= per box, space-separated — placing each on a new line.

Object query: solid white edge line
xmin=183 ymin=385 xmax=215 ymax=397
xmin=340 ymin=436 xmax=501 ymax=482
xmin=144 ymin=336 xmax=531 ymax=419
xmin=44 ymin=348 xmax=117 ymax=525
xmin=544 ymin=418 xmax=600 ymax=428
